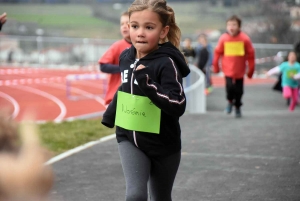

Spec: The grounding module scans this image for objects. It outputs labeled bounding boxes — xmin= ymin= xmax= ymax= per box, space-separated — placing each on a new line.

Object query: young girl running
xmin=101 ymin=0 xmax=190 ymax=200
xmin=267 ymin=51 xmax=300 ymax=111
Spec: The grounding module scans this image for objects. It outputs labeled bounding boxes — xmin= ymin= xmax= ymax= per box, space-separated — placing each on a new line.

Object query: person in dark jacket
xmin=294 ymin=40 xmax=300 ymax=63
xmin=101 ymin=0 xmax=190 ymax=200
xmin=195 ymin=34 xmax=214 ymax=94
xmin=196 ymin=34 xmax=212 ymax=94
xmin=180 ymin=37 xmax=196 ymax=63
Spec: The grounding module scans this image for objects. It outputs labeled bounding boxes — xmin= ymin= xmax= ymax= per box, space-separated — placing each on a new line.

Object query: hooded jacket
xmin=101 ymin=42 xmax=190 ymax=157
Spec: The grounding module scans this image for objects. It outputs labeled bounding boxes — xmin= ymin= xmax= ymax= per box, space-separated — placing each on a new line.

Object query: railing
xmin=184 ymin=64 xmax=206 ymax=114
xmin=0 ymin=35 xmax=294 ymax=70
xmin=0 ymin=35 xmax=116 ymax=69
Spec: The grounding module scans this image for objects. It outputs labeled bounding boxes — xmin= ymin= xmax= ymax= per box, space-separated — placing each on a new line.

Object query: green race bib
xmin=286 ymin=69 xmax=298 ymax=79
xmin=115 ymin=91 xmax=161 ymax=134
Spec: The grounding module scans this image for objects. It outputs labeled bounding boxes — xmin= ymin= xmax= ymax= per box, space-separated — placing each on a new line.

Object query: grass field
xmin=1 ymin=4 xmax=120 ymax=38
xmin=38 ymin=118 xmax=115 ymax=156
xmin=0 ymin=2 xmax=257 ymax=39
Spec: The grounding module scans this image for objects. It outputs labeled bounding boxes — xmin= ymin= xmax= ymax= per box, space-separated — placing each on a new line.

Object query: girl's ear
xmin=160 ymin=25 xmax=170 ymax=40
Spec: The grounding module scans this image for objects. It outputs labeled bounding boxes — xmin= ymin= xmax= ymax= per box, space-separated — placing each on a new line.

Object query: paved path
xmin=50 ymin=83 xmax=300 ymax=201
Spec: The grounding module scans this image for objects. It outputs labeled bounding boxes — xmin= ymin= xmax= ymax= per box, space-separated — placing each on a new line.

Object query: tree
xmin=253 ymin=0 xmax=299 ymax=44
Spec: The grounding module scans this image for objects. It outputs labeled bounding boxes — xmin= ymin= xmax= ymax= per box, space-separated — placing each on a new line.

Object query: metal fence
xmin=0 ymin=35 xmax=294 ymax=71
xmin=0 ymin=35 xmax=117 ymax=70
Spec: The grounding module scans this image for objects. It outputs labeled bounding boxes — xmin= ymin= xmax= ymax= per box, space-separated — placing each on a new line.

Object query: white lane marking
xmin=0 ymin=76 xmax=65 ymax=86
xmin=43 ymin=82 xmax=105 ymax=105
xmin=181 ymin=152 xmax=294 ymax=161
xmin=0 ymin=67 xmax=87 ymax=75
xmin=45 ymin=134 xmax=115 ymax=165
xmin=63 ymin=111 xmax=105 ymax=122
xmin=9 ymin=85 xmax=67 ymax=122
xmin=75 ymin=80 xmax=106 ymax=89
xmin=0 ymin=91 xmax=20 ymax=119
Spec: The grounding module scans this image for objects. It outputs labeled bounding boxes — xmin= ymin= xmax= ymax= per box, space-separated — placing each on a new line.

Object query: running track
xmin=0 ymin=66 xmax=107 ymax=122
xmin=0 ymin=66 xmax=276 ymax=122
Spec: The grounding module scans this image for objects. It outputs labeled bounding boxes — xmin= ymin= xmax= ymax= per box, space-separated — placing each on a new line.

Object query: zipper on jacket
xmin=131 ymin=59 xmax=139 ymax=147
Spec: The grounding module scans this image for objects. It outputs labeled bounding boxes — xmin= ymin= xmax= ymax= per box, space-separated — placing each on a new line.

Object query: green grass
xmin=37 ymin=118 xmax=115 ymax=156
xmin=0 ymin=4 xmax=120 ymax=38
xmin=9 ymin=14 xmax=109 ymax=28
xmin=0 ymin=2 xmax=258 ymax=39
xmin=2 ymin=4 xmax=98 ymax=27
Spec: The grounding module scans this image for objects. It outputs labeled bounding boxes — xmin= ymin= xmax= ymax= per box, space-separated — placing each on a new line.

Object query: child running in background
xmin=98 ymin=11 xmax=131 ymax=105
xmin=213 ymin=15 xmax=255 ymax=118
xmin=180 ymin=37 xmax=196 ymax=64
xmin=196 ymin=34 xmax=213 ymax=95
xmin=101 ymin=0 xmax=190 ymax=200
xmin=267 ymin=51 xmax=300 ymax=111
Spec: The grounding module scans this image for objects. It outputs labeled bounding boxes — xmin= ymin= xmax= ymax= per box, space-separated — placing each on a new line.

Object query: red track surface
xmin=210 ymin=75 xmax=276 ymax=87
xmin=0 ymin=67 xmax=276 ymax=122
xmin=0 ymin=67 xmax=107 ymax=122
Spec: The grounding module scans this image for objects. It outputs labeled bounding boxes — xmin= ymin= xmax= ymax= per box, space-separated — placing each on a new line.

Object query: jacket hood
xmin=127 ymin=42 xmax=190 ymax=77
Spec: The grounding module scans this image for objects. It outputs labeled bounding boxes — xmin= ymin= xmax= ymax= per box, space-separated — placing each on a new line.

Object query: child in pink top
xmin=267 ymin=51 xmax=300 ymax=111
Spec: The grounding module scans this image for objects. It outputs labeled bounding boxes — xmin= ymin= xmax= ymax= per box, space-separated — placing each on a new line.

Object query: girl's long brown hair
xmin=128 ymin=0 xmax=181 ymax=49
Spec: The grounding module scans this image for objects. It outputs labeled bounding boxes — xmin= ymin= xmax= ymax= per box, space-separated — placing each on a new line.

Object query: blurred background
xmin=0 ymin=0 xmax=299 ymax=72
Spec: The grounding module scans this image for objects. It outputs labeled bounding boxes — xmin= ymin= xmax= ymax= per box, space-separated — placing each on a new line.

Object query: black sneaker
xmin=235 ymin=107 xmax=242 ymax=118
xmin=225 ymin=103 xmax=233 ymax=114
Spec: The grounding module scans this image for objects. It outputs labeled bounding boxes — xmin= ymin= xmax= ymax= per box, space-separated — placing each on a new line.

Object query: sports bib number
xmin=286 ymin=69 xmax=298 ymax=79
xmin=224 ymin=41 xmax=245 ymax=56
xmin=115 ymin=91 xmax=161 ymax=134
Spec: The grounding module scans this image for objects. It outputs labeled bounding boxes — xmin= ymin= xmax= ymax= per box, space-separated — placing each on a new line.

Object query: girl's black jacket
xmin=101 ymin=42 xmax=190 ymax=157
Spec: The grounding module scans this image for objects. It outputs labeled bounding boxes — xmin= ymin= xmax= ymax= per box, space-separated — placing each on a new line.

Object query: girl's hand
xmin=0 ymin=12 xmax=7 ymax=24
xmin=262 ymin=70 xmax=269 ymax=78
xmin=136 ymin=64 xmax=146 ymax=71
xmin=293 ymin=73 xmax=300 ymax=80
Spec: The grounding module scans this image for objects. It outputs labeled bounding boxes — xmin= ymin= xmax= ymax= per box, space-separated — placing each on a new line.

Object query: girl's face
xmin=120 ymin=15 xmax=130 ymax=41
xmin=288 ymin=52 xmax=297 ymax=62
xmin=129 ymin=9 xmax=169 ymax=59
xmin=226 ymin=20 xmax=240 ymax=36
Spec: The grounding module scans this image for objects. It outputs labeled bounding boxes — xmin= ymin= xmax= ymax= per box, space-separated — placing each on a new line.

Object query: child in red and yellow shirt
xmin=99 ymin=11 xmax=131 ymax=105
xmin=213 ymin=15 xmax=255 ymax=118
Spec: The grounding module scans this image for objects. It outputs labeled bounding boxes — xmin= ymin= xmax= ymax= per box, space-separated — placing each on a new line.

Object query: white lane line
xmin=74 ymin=80 xmax=105 ymax=89
xmin=0 ymin=76 xmax=65 ymax=86
xmin=45 ymin=134 xmax=115 ymax=165
xmin=0 ymin=91 xmax=20 ymax=119
xmin=43 ymin=82 xmax=105 ymax=105
xmin=206 ymin=110 xmax=300 ymax=116
xmin=181 ymin=152 xmax=294 ymax=161
xmin=9 ymin=85 xmax=67 ymax=122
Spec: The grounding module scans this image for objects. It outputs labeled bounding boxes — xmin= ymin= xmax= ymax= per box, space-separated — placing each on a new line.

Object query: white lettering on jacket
xmin=121 ymin=70 xmax=128 ymax=83
xmin=121 ymin=69 xmax=138 ymax=85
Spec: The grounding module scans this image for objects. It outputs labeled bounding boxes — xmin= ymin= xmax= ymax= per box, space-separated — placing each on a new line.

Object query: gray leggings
xmin=118 ymin=141 xmax=181 ymax=201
